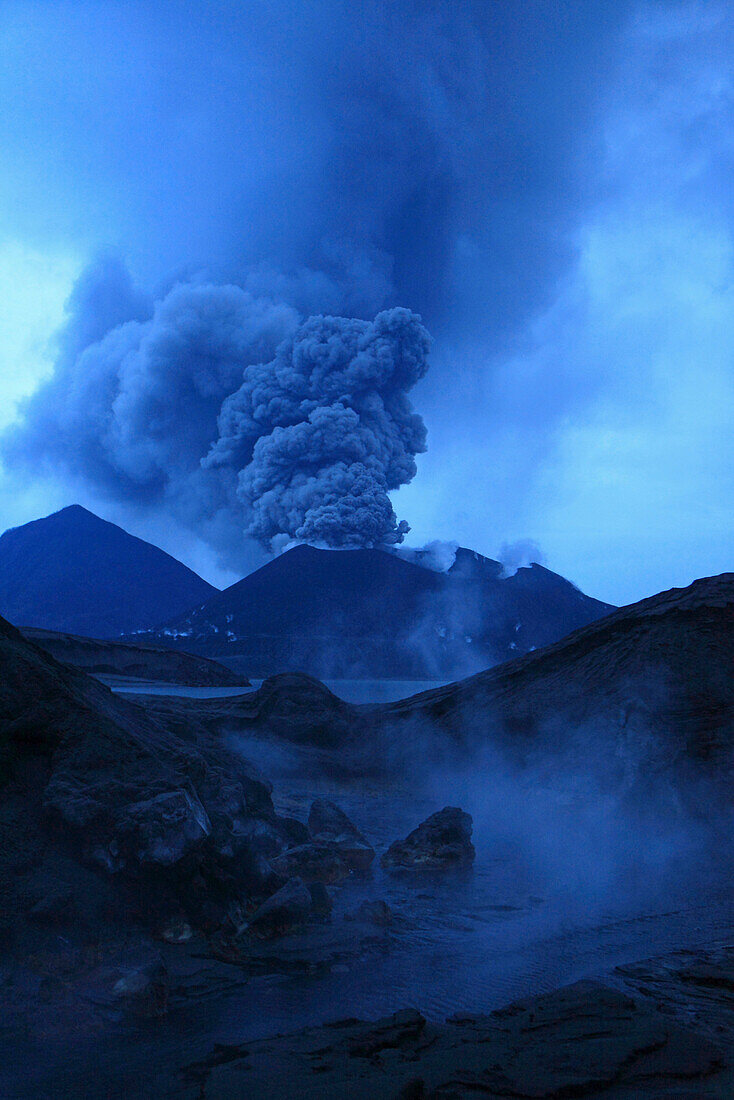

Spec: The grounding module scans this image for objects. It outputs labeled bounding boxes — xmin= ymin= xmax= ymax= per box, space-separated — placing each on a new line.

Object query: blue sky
xmin=0 ymin=0 xmax=731 ymax=604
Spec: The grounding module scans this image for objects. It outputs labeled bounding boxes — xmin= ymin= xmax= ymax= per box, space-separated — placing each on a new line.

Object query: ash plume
xmin=205 ymin=308 xmax=430 ymax=547
xmin=3 ymin=258 xmax=430 ymax=557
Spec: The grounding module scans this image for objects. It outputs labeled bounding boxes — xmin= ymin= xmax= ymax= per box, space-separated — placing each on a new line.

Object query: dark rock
xmin=381 ymin=807 xmax=475 ymax=871
xmin=159 ymin=917 xmax=193 ymax=943
xmin=307 ymin=798 xmax=375 ymax=871
xmin=117 ymin=789 xmax=211 ymax=867
xmin=27 ymin=887 xmax=77 ymax=926
xmin=275 ymin=814 xmax=310 ymax=847
xmin=112 ymin=955 xmax=169 ymax=1018
xmin=0 ymin=609 xmax=292 ymax=942
xmin=308 ymin=881 xmax=333 ymax=919
xmin=245 ymin=878 xmax=312 ymax=938
xmin=22 ymin=626 xmax=249 ymax=687
xmin=347 ymin=899 xmax=393 ymax=926
xmin=182 ymin=976 xmax=727 ymax=1098
xmin=270 ymin=843 xmax=351 ymax=884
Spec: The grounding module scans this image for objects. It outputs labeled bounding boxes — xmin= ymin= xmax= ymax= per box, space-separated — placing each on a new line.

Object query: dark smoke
xmin=4 ymin=258 xmax=430 ymax=554
xmin=205 ymin=308 xmax=430 ymax=547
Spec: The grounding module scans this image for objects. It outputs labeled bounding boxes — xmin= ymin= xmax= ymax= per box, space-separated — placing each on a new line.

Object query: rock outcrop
xmin=307 ymin=798 xmax=375 ymax=871
xmin=381 ymin=807 xmax=475 ymax=871
xmin=380 ymin=573 xmax=734 ymax=810
xmin=21 ymin=626 xmax=249 ymax=687
xmin=0 ymin=613 xmax=289 ymax=944
xmin=244 ymin=878 xmax=313 ymax=939
xmin=180 ymin=947 xmax=734 ymax=1098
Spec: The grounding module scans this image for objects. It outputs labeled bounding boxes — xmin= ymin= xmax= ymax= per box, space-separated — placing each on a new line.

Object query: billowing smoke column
xmin=3 ymin=257 xmax=431 ymax=556
xmin=205 ymin=308 xmax=430 ymax=547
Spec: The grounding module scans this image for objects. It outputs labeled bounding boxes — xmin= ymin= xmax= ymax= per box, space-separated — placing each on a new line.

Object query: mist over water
xmin=226 ymin=710 xmax=732 ymax=1031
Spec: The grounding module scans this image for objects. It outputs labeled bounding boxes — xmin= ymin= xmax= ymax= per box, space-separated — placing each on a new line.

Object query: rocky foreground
xmin=1 ymin=574 xmax=732 ymax=1097
xmin=177 ymin=944 xmax=734 ymax=1098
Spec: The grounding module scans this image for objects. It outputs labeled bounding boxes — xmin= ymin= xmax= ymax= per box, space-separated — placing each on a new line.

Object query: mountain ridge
xmin=0 ymin=505 xmax=218 ymax=637
xmin=138 ymin=542 xmax=615 ymax=678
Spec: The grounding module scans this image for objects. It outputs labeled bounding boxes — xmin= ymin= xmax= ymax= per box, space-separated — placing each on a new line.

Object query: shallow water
xmin=214 ymin=735 xmax=734 ymax=1035
xmin=6 ymin=735 xmax=732 ymax=1098
xmin=102 ymin=675 xmax=450 ymax=703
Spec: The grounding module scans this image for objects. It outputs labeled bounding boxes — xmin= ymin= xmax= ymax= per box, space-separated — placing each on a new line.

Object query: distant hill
xmin=21 ymin=626 xmax=249 ymax=687
xmin=138 ymin=543 xmax=614 ymax=678
xmin=0 ymin=505 xmax=217 ymax=637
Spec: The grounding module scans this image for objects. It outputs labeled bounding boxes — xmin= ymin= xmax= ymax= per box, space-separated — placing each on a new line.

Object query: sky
xmin=0 ymin=0 xmax=731 ymax=605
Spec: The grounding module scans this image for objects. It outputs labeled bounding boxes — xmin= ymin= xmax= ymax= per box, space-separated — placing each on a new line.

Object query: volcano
xmin=0 ymin=505 xmax=217 ymax=637
xmin=140 ymin=543 xmax=614 ymax=678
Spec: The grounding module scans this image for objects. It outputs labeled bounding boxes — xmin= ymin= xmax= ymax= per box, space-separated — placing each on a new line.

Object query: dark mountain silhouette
xmin=139 ymin=543 xmax=614 ymax=678
xmin=379 ymin=571 xmax=734 ymax=805
xmin=21 ymin=626 xmax=249 ymax=687
xmin=0 ymin=505 xmax=217 ymax=637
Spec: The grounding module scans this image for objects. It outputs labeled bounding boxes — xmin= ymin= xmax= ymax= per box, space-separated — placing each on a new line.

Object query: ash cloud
xmin=4 ymin=257 xmax=430 ymax=557
xmin=205 ymin=308 xmax=430 ymax=548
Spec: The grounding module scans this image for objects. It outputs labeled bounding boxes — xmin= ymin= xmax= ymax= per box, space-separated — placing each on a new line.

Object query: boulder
xmin=245 ymin=878 xmax=312 ymax=938
xmin=381 ymin=807 xmax=475 ymax=871
xmin=275 ymin=814 xmax=310 ymax=847
xmin=347 ymin=899 xmax=393 ymax=926
xmin=307 ymin=799 xmax=375 ymax=871
xmin=270 ymin=842 xmax=350 ymax=884
xmin=117 ymin=789 xmax=211 ymax=867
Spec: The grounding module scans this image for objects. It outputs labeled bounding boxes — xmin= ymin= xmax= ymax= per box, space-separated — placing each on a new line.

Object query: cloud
xmin=498 ymin=540 xmax=546 ymax=578
xmin=4 ymin=258 xmax=430 ymax=555
xmin=1 ymin=2 xmax=731 ymax=601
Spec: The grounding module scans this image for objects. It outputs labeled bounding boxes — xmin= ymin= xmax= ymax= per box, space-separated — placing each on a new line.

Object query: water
xmin=212 ymin=736 xmax=734 ymax=1038
xmin=6 ymin=729 xmax=731 ymax=1098
xmin=101 ymin=675 xmax=450 ymax=703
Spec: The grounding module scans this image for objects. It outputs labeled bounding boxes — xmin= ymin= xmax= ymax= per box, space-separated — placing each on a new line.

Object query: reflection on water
xmin=101 ymin=675 xmax=451 ymax=703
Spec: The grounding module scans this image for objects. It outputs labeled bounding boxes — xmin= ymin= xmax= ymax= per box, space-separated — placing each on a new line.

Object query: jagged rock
xmin=27 ymin=887 xmax=77 ymax=926
xmin=159 ymin=917 xmax=193 ymax=943
xmin=270 ymin=842 xmax=351 ymax=884
xmin=181 ymin=977 xmax=727 ymax=1098
xmin=381 ymin=807 xmax=475 ymax=871
xmin=276 ymin=814 xmax=310 ymax=847
xmin=245 ymin=878 xmax=312 ymax=938
xmin=0 ymin=611 xmax=295 ymax=941
xmin=307 ymin=799 xmax=375 ymax=871
xmin=117 ymin=789 xmax=211 ymax=867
